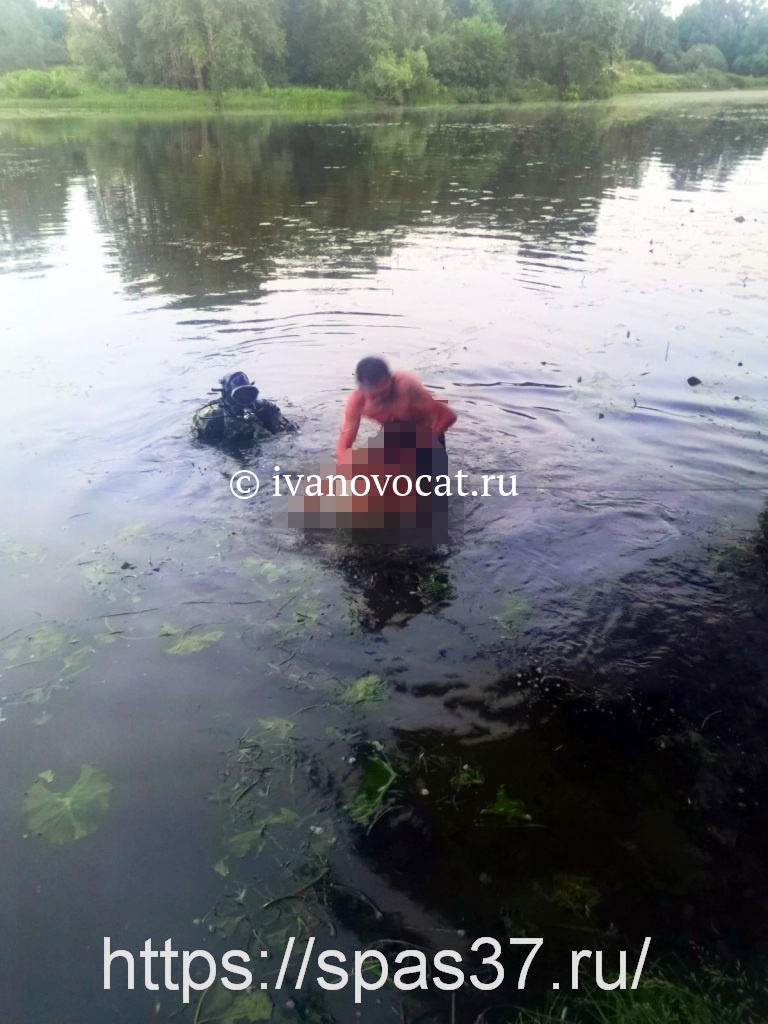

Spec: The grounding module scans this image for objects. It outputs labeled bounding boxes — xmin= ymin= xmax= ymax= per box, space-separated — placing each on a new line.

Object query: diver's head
xmin=356 ymin=356 xmax=391 ymax=398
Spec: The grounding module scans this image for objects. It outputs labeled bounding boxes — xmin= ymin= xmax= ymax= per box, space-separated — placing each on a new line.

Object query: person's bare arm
xmin=406 ymin=378 xmax=457 ymax=435
xmin=336 ymin=391 xmax=364 ymax=461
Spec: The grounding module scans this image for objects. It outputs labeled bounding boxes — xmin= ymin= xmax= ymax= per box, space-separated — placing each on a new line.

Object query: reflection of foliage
xmin=347 ymin=756 xmax=397 ymax=823
xmin=550 ymin=873 xmax=600 ymax=913
xmin=23 ymin=765 xmax=112 ymax=844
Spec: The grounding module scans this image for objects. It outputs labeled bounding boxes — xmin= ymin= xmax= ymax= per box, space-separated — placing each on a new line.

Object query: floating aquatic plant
xmin=341 ymin=673 xmax=386 ymax=705
xmin=23 ymin=765 xmax=112 ymax=844
xmin=347 ymin=756 xmax=397 ymax=823
xmin=451 ymin=764 xmax=484 ymax=790
xmin=226 ymin=809 xmax=298 ymax=858
xmin=158 ymin=624 xmax=223 ymax=655
xmin=481 ymin=785 xmax=530 ymax=825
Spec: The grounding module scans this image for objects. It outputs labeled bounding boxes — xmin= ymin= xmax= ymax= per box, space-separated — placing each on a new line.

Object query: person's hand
xmin=336 ymin=447 xmax=353 ymax=468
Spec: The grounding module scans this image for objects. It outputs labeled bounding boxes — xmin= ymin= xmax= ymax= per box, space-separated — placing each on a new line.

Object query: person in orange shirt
xmin=335 ymin=356 xmax=457 ymax=462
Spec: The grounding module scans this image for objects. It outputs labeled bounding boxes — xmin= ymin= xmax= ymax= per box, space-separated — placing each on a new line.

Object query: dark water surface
xmin=1 ymin=97 xmax=767 ymax=1024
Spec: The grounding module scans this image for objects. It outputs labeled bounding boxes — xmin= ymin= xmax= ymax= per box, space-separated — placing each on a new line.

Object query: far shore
xmin=1 ymin=82 xmax=768 ymax=120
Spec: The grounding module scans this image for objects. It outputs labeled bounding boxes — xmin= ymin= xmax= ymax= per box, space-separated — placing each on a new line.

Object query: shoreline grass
xmin=0 ymin=84 xmax=368 ymax=117
xmin=1 ymin=66 xmax=768 ymax=119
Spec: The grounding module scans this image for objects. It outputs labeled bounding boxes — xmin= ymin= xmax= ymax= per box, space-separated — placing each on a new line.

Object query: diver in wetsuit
xmin=193 ymin=371 xmax=296 ymax=445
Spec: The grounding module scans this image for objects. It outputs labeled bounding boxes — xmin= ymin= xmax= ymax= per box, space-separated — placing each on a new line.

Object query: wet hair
xmin=356 ymin=356 xmax=391 ymax=388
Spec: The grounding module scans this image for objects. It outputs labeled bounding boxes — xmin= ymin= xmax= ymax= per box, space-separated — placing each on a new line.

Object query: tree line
xmin=2 ymin=0 xmax=767 ymax=101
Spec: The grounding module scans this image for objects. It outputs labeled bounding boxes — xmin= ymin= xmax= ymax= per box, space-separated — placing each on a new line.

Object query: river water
xmin=1 ymin=96 xmax=767 ymax=1024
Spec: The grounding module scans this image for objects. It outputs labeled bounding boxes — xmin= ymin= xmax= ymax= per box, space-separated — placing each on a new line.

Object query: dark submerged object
xmin=193 ymin=371 xmax=296 ymax=444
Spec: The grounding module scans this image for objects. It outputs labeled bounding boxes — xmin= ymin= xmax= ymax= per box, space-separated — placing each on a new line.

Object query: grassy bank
xmin=0 ymin=81 xmax=366 ymax=116
xmin=612 ymin=59 xmax=768 ymax=95
xmin=2 ymin=64 xmax=768 ymax=117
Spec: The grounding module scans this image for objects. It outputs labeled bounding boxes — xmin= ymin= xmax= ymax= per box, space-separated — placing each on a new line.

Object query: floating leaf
xmin=481 ymin=785 xmax=530 ymax=825
xmin=341 ymin=674 xmax=386 ymax=705
xmin=23 ymin=765 xmax=112 ymax=844
xmin=227 ymin=810 xmax=298 ymax=857
xmin=160 ymin=625 xmax=223 ymax=655
xmin=213 ymin=859 xmax=230 ymax=877
xmin=28 ymin=626 xmax=67 ymax=660
xmin=347 ymin=757 xmax=397 ymax=823
xmin=451 ymin=764 xmax=484 ymax=790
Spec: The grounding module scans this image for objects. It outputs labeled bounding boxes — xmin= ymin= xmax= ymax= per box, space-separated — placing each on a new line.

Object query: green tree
xmin=428 ymin=13 xmax=514 ymax=97
xmin=284 ymin=0 xmax=445 ymax=89
xmin=358 ymin=46 xmax=439 ymax=102
xmin=674 ymin=0 xmax=759 ymax=67
xmin=136 ymin=0 xmax=285 ymax=90
xmin=505 ymin=0 xmax=627 ymax=97
xmin=67 ymin=1 xmax=130 ymax=89
xmin=0 ymin=0 xmax=48 ymax=72
xmin=623 ymin=0 xmax=678 ymax=62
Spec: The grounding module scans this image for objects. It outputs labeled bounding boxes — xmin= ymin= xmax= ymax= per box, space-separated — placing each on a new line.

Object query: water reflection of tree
xmin=1 ymin=105 xmax=767 ymax=296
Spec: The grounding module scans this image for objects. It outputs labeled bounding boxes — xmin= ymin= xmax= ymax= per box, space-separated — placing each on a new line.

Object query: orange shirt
xmin=336 ymin=370 xmax=456 ymax=460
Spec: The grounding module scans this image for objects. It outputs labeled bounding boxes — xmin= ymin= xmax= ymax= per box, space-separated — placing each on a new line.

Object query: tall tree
xmin=0 ymin=0 xmax=48 ymax=72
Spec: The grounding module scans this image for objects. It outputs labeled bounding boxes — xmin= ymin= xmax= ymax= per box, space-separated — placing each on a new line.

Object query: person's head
xmin=355 ymin=356 xmax=392 ymax=397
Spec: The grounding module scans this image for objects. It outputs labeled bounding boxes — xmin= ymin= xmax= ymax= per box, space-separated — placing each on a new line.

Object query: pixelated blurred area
xmin=281 ymin=421 xmax=455 ymax=546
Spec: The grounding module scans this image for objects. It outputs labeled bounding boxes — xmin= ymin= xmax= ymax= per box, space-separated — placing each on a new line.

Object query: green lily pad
xmin=23 ymin=765 xmax=112 ymax=844
xmin=341 ymin=674 xmax=386 ymax=705
xmin=347 ymin=756 xmax=397 ymax=823
xmin=159 ymin=624 xmax=223 ymax=655
xmin=481 ymin=785 xmax=530 ymax=825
